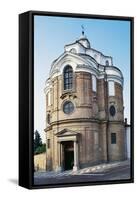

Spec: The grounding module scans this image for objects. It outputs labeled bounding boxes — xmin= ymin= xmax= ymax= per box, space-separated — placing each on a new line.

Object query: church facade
xmin=44 ymin=33 xmax=126 ymax=172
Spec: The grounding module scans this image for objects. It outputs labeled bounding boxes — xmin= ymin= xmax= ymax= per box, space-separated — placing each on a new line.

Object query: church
xmin=44 ymin=31 xmax=126 ymax=172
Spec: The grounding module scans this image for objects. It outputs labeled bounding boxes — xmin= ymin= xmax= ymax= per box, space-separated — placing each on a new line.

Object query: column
xmin=60 ymin=143 xmax=63 ymax=169
xmin=57 ymin=142 xmax=62 ymax=172
xmin=73 ymin=141 xmax=79 ymax=171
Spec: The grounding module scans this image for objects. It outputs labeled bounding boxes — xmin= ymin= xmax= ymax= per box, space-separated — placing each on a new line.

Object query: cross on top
xmin=81 ymin=25 xmax=85 ymax=35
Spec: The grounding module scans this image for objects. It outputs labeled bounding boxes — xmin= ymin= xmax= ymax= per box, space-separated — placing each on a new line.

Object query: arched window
xmin=46 ymin=91 xmax=50 ymax=106
xmin=64 ymin=65 xmax=73 ymax=90
xmin=92 ymin=75 xmax=97 ymax=92
xmin=47 ymin=113 xmax=50 ymax=124
xmin=106 ymin=60 xmax=109 ymax=66
xmin=108 ymin=81 xmax=115 ymax=96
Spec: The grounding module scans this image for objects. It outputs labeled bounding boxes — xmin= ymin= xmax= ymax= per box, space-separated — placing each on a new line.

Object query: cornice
xmin=44 ymin=119 xmax=124 ymax=132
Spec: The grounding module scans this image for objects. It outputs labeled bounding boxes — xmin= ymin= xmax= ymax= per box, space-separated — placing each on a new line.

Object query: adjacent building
xmin=44 ymin=32 xmax=127 ymax=171
xmin=125 ymin=118 xmax=131 ymax=159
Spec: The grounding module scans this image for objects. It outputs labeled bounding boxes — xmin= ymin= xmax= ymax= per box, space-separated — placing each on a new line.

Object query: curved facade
xmin=44 ymin=34 xmax=126 ymax=171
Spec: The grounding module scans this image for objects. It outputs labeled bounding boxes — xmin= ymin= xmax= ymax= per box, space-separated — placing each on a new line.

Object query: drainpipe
xmin=104 ymin=67 xmax=109 ymax=162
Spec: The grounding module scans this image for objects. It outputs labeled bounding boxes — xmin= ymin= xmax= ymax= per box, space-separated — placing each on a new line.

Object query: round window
xmin=109 ymin=105 xmax=116 ymax=116
xmin=63 ymin=101 xmax=74 ymax=114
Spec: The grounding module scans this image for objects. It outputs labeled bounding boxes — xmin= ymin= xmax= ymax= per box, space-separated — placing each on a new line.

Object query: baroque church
xmin=44 ymin=31 xmax=126 ymax=172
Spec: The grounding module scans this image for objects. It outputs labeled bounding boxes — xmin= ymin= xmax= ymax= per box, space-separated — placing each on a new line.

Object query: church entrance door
xmin=63 ymin=141 xmax=74 ymax=170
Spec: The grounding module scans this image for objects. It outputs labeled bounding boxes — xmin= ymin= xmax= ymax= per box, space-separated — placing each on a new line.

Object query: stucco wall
xmin=34 ymin=153 xmax=46 ymax=171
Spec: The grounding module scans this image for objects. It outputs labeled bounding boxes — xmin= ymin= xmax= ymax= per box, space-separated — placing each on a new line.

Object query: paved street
xmin=34 ymin=161 xmax=131 ymax=185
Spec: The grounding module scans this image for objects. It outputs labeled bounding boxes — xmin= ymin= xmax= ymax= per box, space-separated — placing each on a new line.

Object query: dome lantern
xmin=78 ymin=25 xmax=91 ymax=48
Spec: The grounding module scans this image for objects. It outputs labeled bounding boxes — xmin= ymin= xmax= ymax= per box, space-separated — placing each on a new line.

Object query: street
xmin=34 ymin=162 xmax=131 ymax=185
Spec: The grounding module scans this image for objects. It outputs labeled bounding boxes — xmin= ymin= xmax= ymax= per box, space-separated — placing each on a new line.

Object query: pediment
xmin=50 ymin=52 xmax=98 ymax=76
xmin=52 ymin=52 xmax=88 ymax=66
xmin=56 ymin=128 xmax=79 ymax=137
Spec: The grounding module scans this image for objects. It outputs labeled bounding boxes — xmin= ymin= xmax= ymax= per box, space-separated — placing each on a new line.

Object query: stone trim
xmin=44 ymin=119 xmax=124 ymax=132
xmin=57 ymin=136 xmax=77 ymax=142
xmin=56 ymin=131 xmax=79 ymax=171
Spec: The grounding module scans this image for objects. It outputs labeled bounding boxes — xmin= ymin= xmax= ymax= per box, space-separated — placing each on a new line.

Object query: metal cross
xmin=81 ymin=25 xmax=85 ymax=35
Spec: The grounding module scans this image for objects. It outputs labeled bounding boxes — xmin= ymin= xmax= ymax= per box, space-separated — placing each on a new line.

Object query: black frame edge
xmin=19 ymin=11 xmax=33 ymax=189
xmin=19 ymin=10 xmax=134 ymax=189
xmin=23 ymin=10 xmax=134 ymax=20
xmin=130 ymin=17 xmax=134 ymax=182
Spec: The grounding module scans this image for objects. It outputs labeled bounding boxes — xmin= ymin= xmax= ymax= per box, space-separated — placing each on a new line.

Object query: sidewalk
xmin=34 ymin=160 xmax=130 ymax=178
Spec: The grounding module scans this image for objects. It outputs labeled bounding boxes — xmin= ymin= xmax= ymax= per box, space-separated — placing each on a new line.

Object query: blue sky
xmin=34 ymin=15 xmax=131 ymax=142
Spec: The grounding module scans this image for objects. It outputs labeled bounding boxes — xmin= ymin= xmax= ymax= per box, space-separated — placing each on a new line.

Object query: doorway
xmin=63 ymin=141 xmax=74 ymax=170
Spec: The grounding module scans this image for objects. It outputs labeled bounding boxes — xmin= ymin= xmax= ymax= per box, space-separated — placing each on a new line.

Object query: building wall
xmin=108 ymin=123 xmax=126 ymax=161
xmin=45 ymin=70 xmax=125 ymax=171
xmin=125 ymin=126 xmax=130 ymax=159
xmin=34 ymin=153 xmax=46 ymax=171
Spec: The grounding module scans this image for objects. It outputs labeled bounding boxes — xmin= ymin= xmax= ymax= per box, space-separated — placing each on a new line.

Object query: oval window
xmin=109 ymin=105 xmax=116 ymax=116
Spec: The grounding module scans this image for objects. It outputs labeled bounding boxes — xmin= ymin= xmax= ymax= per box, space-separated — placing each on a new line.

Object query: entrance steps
xmin=71 ymin=160 xmax=130 ymax=175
